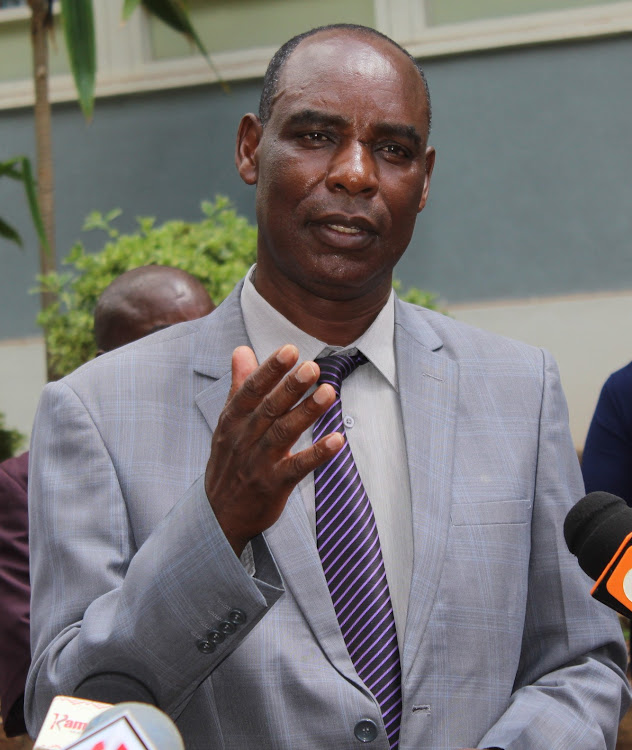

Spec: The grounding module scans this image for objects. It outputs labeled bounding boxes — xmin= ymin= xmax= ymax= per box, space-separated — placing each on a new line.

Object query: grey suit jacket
xmin=26 ymin=283 xmax=630 ymax=749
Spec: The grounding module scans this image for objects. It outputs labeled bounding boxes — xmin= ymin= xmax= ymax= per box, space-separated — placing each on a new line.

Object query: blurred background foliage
xmin=37 ymin=195 xmax=256 ymax=376
xmin=0 ymin=412 xmax=25 ymax=461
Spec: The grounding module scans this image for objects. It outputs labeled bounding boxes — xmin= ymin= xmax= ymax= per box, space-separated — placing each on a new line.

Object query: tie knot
xmin=316 ymin=351 xmax=368 ymax=396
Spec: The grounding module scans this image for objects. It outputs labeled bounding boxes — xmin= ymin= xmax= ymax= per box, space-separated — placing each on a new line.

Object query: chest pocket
xmin=450 ymin=499 xmax=531 ymax=526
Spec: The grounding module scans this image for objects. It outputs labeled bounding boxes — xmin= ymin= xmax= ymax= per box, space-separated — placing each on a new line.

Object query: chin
xmin=298 ymin=266 xmax=392 ymax=302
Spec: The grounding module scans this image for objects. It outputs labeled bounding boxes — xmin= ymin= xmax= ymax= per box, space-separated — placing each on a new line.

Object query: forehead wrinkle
xmin=276 ymin=36 xmax=401 ymax=101
xmin=297 ymin=36 xmax=397 ymax=82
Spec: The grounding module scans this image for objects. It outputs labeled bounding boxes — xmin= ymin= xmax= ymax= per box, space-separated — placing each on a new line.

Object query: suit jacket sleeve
xmin=25 ymin=379 xmax=284 ymax=734
xmin=479 ymin=349 xmax=630 ymax=750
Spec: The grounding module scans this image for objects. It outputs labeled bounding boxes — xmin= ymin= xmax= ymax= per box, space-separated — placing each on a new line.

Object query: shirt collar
xmin=240 ymin=264 xmax=397 ymax=390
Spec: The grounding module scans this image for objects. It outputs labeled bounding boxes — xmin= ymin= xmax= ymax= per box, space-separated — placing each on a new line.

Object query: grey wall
xmin=2 ymin=34 xmax=632 ymax=340
xmin=399 ymin=34 xmax=632 ymax=303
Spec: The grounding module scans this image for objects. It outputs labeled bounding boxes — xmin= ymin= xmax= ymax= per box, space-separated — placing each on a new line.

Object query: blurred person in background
xmin=582 ymin=361 xmax=632 ymax=504
xmin=582 ymin=361 xmax=632 ymax=664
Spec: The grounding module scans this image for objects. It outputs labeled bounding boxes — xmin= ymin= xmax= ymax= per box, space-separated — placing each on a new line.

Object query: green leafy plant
xmin=60 ymin=0 xmax=219 ymax=121
xmin=0 ymin=412 xmax=26 ymax=462
xmin=0 ymin=156 xmax=50 ymax=253
xmin=392 ymin=279 xmax=446 ymax=313
xmin=37 ymin=196 xmax=257 ymax=377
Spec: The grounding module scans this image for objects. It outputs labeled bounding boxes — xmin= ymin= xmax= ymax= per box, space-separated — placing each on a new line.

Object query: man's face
xmin=238 ymin=31 xmax=434 ymax=305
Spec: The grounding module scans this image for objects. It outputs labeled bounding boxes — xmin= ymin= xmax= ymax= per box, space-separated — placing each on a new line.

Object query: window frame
xmin=1 ymin=0 xmax=632 ymax=111
xmin=377 ymin=0 xmax=632 ymax=58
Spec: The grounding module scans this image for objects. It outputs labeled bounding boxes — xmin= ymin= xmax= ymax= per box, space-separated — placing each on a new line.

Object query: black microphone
xmin=564 ymin=491 xmax=632 ymax=617
xmin=73 ymin=673 xmax=157 ymax=707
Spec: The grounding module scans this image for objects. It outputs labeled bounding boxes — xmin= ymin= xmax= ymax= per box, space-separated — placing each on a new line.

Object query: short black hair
xmin=259 ymin=23 xmax=431 ymax=133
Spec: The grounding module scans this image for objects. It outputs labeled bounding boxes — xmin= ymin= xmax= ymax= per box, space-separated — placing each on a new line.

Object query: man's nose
xmin=325 ymin=142 xmax=378 ymax=197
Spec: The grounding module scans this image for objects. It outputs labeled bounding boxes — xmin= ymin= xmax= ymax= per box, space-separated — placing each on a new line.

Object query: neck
xmin=253 ymin=270 xmax=392 ymax=346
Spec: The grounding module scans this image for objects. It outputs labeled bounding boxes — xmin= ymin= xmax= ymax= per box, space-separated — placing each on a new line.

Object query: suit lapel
xmin=394 ymin=300 xmax=459 ymax=682
xmin=193 ymin=283 xmax=362 ymax=686
xmin=193 ymin=284 xmax=249 ymax=432
xmin=264 ymin=494 xmax=364 ymax=686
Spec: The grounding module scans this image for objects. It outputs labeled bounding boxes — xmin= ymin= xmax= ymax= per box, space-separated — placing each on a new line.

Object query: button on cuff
xmin=354 ymin=719 xmax=378 ymax=743
xmin=207 ymin=629 xmax=225 ymax=644
xmin=196 ymin=639 xmax=215 ymax=654
xmin=228 ymin=608 xmax=247 ymax=624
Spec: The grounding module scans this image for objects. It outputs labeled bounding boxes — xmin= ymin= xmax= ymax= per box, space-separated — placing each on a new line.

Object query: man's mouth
xmin=313 ymin=213 xmax=378 ymax=234
xmin=325 ymin=224 xmax=363 ymax=235
xmin=308 ymin=217 xmax=377 ymax=250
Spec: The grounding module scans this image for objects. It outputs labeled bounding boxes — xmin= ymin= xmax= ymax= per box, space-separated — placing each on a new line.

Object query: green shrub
xmin=0 ymin=412 xmax=25 ymax=462
xmin=393 ymin=279 xmax=444 ymax=311
xmin=37 ymin=196 xmax=257 ymax=377
xmin=36 ymin=195 xmax=445 ymax=378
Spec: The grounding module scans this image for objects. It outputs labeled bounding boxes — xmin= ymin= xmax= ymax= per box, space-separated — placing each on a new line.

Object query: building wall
xmin=1 ymin=32 xmax=632 ymax=447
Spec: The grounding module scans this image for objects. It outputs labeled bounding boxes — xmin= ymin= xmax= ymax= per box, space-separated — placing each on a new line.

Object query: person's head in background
xmin=94 ymin=265 xmax=215 ymax=354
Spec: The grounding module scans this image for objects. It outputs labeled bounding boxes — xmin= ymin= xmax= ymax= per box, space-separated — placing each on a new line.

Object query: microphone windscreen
xmin=564 ymin=492 xmax=632 ymax=581
xmin=73 ymin=672 xmax=157 ymax=705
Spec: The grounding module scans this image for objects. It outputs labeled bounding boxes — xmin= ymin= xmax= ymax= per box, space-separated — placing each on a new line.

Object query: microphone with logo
xmin=33 ymin=697 xmax=184 ymax=750
xmin=564 ymin=491 xmax=632 ymax=617
xmin=66 ymin=702 xmax=184 ymax=750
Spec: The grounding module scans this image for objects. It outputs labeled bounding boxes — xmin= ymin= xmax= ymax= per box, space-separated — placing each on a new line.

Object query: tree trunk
xmin=28 ymin=0 xmax=57 ymax=379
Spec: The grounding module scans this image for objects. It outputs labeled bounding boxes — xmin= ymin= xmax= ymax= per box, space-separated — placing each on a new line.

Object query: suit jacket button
xmin=197 ymin=639 xmax=215 ymax=654
xmin=219 ymin=620 xmax=236 ymax=635
xmin=228 ymin=608 xmax=247 ymax=625
xmin=354 ymin=719 xmax=378 ymax=743
xmin=207 ymin=629 xmax=225 ymax=644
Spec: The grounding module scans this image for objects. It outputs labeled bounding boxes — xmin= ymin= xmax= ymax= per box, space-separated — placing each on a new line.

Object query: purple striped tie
xmin=313 ymin=351 xmax=402 ymax=750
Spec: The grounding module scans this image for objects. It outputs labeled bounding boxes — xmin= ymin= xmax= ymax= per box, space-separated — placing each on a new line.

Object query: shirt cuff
xmin=240 ymin=541 xmax=256 ymax=576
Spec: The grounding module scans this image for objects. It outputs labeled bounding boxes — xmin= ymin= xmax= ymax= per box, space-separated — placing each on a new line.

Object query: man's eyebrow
xmin=374 ymin=122 xmax=422 ymax=147
xmin=285 ymin=110 xmax=349 ymax=129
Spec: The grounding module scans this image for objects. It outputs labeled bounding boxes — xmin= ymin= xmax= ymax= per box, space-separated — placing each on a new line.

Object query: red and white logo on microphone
xmin=65 ymin=714 xmax=153 ymax=750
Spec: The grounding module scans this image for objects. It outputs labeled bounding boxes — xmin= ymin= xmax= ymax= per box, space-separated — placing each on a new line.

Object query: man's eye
xmin=380 ymin=143 xmax=410 ymax=158
xmin=302 ymin=132 xmax=329 ymax=143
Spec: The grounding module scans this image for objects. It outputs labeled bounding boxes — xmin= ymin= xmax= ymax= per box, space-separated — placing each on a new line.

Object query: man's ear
xmin=235 ymin=113 xmax=263 ymax=186
xmin=417 ymin=146 xmax=436 ymax=213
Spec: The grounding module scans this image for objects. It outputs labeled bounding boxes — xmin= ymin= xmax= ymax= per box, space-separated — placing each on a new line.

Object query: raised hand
xmin=204 ymin=344 xmax=343 ymax=555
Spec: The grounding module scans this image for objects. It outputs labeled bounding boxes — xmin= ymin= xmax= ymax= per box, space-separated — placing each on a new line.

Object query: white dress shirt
xmin=240 ymin=267 xmax=413 ymax=643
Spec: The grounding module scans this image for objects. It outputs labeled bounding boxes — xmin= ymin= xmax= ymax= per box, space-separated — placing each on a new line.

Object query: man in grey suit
xmin=26 ymin=23 xmax=630 ymax=750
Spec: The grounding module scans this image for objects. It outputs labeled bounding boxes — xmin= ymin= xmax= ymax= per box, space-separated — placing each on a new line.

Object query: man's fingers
xmin=284 ymin=431 xmax=345 ymax=484
xmin=227 ymin=344 xmax=299 ymax=409
xmin=257 ymin=360 xmax=320 ymax=421
xmin=263 ymin=383 xmax=336 ymax=450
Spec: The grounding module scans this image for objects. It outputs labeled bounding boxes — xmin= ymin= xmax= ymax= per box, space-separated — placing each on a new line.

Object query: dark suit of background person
xmin=0 ymin=266 xmax=214 ymax=741
xmin=582 ymin=361 xmax=632 ymax=660
xmin=0 ymin=452 xmax=29 ymax=738
xmin=25 ymin=24 xmax=631 ymax=750
xmin=582 ymin=360 xmax=632 ymax=504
